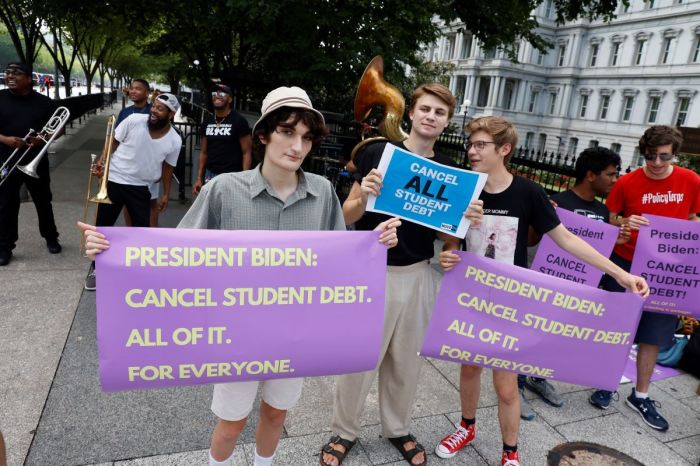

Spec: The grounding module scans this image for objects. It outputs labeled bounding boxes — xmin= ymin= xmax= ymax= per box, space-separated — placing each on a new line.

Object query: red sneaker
xmin=501 ymin=450 xmax=521 ymax=466
xmin=434 ymin=421 xmax=475 ymax=459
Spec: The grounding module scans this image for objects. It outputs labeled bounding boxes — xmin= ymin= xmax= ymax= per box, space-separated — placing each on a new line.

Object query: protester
xmin=435 ymin=116 xmax=649 ymax=466
xmin=115 ymin=79 xmax=165 ymax=227
xmin=519 ymin=146 xmax=629 ymax=420
xmin=321 ymin=83 xmax=484 ymax=466
xmin=193 ymin=84 xmax=252 ymax=195
xmin=0 ymin=62 xmax=62 ymax=266
xmin=84 ymin=93 xmax=182 ymax=290
xmin=589 ymin=125 xmax=700 ymax=432
xmin=80 ymin=86 xmax=400 ymax=466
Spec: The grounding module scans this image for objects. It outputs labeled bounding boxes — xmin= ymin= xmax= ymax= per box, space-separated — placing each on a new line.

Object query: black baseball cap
xmin=216 ymin=84 xmax=233 ymax=95
xmin=6 ymin=62 xmax=32 ymax=75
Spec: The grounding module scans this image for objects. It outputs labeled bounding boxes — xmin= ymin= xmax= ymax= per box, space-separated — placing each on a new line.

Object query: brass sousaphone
xmin=351 ymin=56 xmax=409 ymax=160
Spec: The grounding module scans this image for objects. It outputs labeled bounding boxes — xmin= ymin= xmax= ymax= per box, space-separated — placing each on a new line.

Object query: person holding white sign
xmin=589 ymin=125 xmax=700 ymax=432
xmin=436 ymin=116 xmax=648 ymax=466
xmin=80 ymin=86 xmax=401 ymax=466
xmin=321 ymin=83 xmax=483 ymax=466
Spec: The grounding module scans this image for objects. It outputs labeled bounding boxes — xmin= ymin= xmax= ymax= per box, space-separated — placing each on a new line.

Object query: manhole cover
xmin=547 ymin=442 xmax=644 ymax=466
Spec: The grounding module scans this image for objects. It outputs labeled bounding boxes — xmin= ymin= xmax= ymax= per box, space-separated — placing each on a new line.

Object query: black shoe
xmin=47 ymin=238 xmax=62 ymax=254
xmin=0 ymin=249 xmax=12 ymax=266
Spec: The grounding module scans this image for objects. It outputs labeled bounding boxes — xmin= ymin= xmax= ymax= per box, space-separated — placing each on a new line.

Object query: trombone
xmin=0 ymin=106 xmax=70 ymax=186
xmin=80 ymin=115 xmax=115 ymax=252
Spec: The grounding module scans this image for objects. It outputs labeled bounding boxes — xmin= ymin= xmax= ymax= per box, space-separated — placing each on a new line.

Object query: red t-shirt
xmin=606 ymin=166 xmax=700 ymax=261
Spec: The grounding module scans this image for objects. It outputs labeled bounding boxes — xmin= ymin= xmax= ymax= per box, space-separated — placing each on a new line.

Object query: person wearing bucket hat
xmin=79 ymin=86 xmax=401 ymax=466
xmin=193 ymin=84 xmax=251 ymax=195
xmin=80 ymin=91 xmax=182 ymax=291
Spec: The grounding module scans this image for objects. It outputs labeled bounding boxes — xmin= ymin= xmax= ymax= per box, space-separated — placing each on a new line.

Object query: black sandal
xmin=388 ymin=434 xmax=427 ymax=466
xmin=320 ymin=435 xmax=356 ymax=466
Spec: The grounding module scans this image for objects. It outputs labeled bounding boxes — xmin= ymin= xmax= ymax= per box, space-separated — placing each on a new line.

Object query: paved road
xmin=0 ymin=110 xmax=698 ymax=466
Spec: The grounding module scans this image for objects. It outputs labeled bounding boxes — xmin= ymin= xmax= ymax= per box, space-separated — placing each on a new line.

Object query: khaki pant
xmin=331 ymin=261 xmax=437 ymax=439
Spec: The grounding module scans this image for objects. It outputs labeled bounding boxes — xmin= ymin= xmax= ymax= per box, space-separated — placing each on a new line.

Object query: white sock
xmin=254 ymin=450 xmax=275 ymax=466
xmin=209 ymin=450 xmax=232 ymax=466
xmin=635 ymin=390 xmax=649 ymax=399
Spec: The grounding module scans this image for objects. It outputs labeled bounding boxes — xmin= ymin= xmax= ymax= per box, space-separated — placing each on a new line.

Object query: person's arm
xmin=159 ymin=162 xmax=175 ymax=212
xmin=93 ymin=138 xmax=119 ymax=177
xmin=77 ymin=221 xmax=110 ymax=260
xmin=240 ymin=134 xmax=252 ymax=171
xmin=0 ymin=134 xmax=28 ymax=149
xmin=341 ymin=168 xmax=383 ymax=224
xmin=547 ymin=223 xmax=649 ymax=296
xmin=193 ymin=136 xmax=208 ymax=195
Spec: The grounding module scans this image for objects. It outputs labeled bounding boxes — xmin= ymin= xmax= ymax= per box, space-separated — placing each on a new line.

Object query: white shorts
xmin=211 ymin=378 xmax=304 ymax=421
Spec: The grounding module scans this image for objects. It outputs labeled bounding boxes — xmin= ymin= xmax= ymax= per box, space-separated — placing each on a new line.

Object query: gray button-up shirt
xmin=178 ymin=166 xmax=346 ymax=232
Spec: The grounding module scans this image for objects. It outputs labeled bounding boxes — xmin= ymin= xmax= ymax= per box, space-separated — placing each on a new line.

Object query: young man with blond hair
xmin=435 ymin=116 xmax=649 ymax=466
xmin=321 ymin=83 xmax=483 ymax=466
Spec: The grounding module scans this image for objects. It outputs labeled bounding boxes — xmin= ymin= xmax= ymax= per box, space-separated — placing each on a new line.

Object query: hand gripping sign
xmin=421 ymin=252 xmax=644 ymax=391
xmin=630 ymin=214 xmax=700 ymax=317
xmin=96 ymin=227 xmax=387 ymax=391
xmin=366 ymin=144 xmax=487 ymax=237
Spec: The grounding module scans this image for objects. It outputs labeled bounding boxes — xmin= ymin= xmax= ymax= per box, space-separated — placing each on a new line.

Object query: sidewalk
xmin=0 ymin=110 xmax=698 ymax=466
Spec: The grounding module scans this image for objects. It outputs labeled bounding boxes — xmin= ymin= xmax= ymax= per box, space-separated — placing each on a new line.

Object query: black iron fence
xmin=58 ymin=91 xmax=117 ymax=127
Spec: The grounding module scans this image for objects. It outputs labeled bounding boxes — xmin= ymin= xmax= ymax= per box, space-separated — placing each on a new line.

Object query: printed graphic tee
xmin=200 ymin=111 xmax=250 ymax=174
xmin=466 ymin=175 xmax=560 ymax=268
xmin=606 ymin=166 xmax=700 ymax=261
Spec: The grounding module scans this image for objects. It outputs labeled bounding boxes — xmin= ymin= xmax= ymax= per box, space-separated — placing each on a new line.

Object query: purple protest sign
xmin=421 ymin=252 xmax=644 ymax=390
xmin=531 ymin=207 xmax=619 ymax=286
xmin=620 ymin=346 xmax=682 ymax=384
xmin=630 ymin=214 xmax=700 ymax=317
xmin=96 ymin=227 xmax=387 ymax=392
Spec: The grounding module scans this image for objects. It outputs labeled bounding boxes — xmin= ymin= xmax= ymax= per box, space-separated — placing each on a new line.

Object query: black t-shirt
xmin=551 ymin=189 xmax=609 ymax=223
xmin=0 ymin=89 xmax=58 ymax=164
xmin=353 ymin=141 xmax=458 ymax=266
xmin=466 ymin=175 xmax=560 ymax=268
xmin=200 ymin=111 xmax=250 ymax=173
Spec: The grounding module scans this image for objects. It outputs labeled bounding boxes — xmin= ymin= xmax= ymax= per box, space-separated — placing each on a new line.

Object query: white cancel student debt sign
xmin=366 ymin=144 xmax=487 ymax=237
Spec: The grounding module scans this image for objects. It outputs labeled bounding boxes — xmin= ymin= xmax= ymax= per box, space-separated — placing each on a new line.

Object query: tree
xmin=0 ymin=0 xmax=43 ymax=64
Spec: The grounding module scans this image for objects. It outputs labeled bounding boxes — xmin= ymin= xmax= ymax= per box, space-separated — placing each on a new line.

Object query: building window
xmin=544 ymin=0 xmax=553 ymax=18
xmin=647 ymin=96 xmax=661 ymax=123
xmin=484 ymin=48 xmax=496 ymax=59
xmin=579 ymin=95 xmax=589 ymax=118
xmin=538 ymin=134 xmax=547 ymax=153
xmin=633 ymin=147 xmax=643 ymax=167
xmin=635 ymin=40 xmax=646 ymax=65
xmin=461 ymin=36 xmax=472 ymax=59
xmin=477 ymin=77 xmax=490 ymax=107
xmin=569 ymin=137 xmax=579 ymax=156
xmin=661 ymin=38 xmax=673 ymax=64
xmin=622 ymin=96 xmax=635 ymax=121
xmin=537 ymin=50 xmax=545 ymax=65
xmin=599 ymin=95 xmax=610 ymax=120
xmin=589 ymin=44 xmax=599 ymax=66
xmin=692 ymin=37 xmax=700 ymax=63
xmin=525 ymin=132 xmax=534 ymax=149
xmin=645 ymin=0 xmax=655 ymax=8
xmin=549 ymin=92 xmax=558 ymax=114
xmin=503 ymin=79 xmax=516 ymax=110
xmin=676 ymin=97 xmax=690 ymax=126
xmin=455 ymin=76 xmax=467 ymax=107
xmin=611 ymin=43 xmax=621 ymax=66
xmin=610 ymin=143 xmax=621 ymax=155
xmin=445 ymin=36 xmax=456 ymax=60
xmin=528 ymin=90 xmax=540 ymax=113
xmin=589 ymin=140 xmax=599 ymax=148
xmin=558 ymin=45 xmax=567 ymax=66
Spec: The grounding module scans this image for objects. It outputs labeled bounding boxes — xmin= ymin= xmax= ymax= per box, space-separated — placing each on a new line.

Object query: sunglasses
xmin=211 ymin=91 xmax=229 ymax=98
xmin=643 ymin=152 xmax=674 ymax=162
xmin=4 ymin=68 xmax=29 ymax=76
